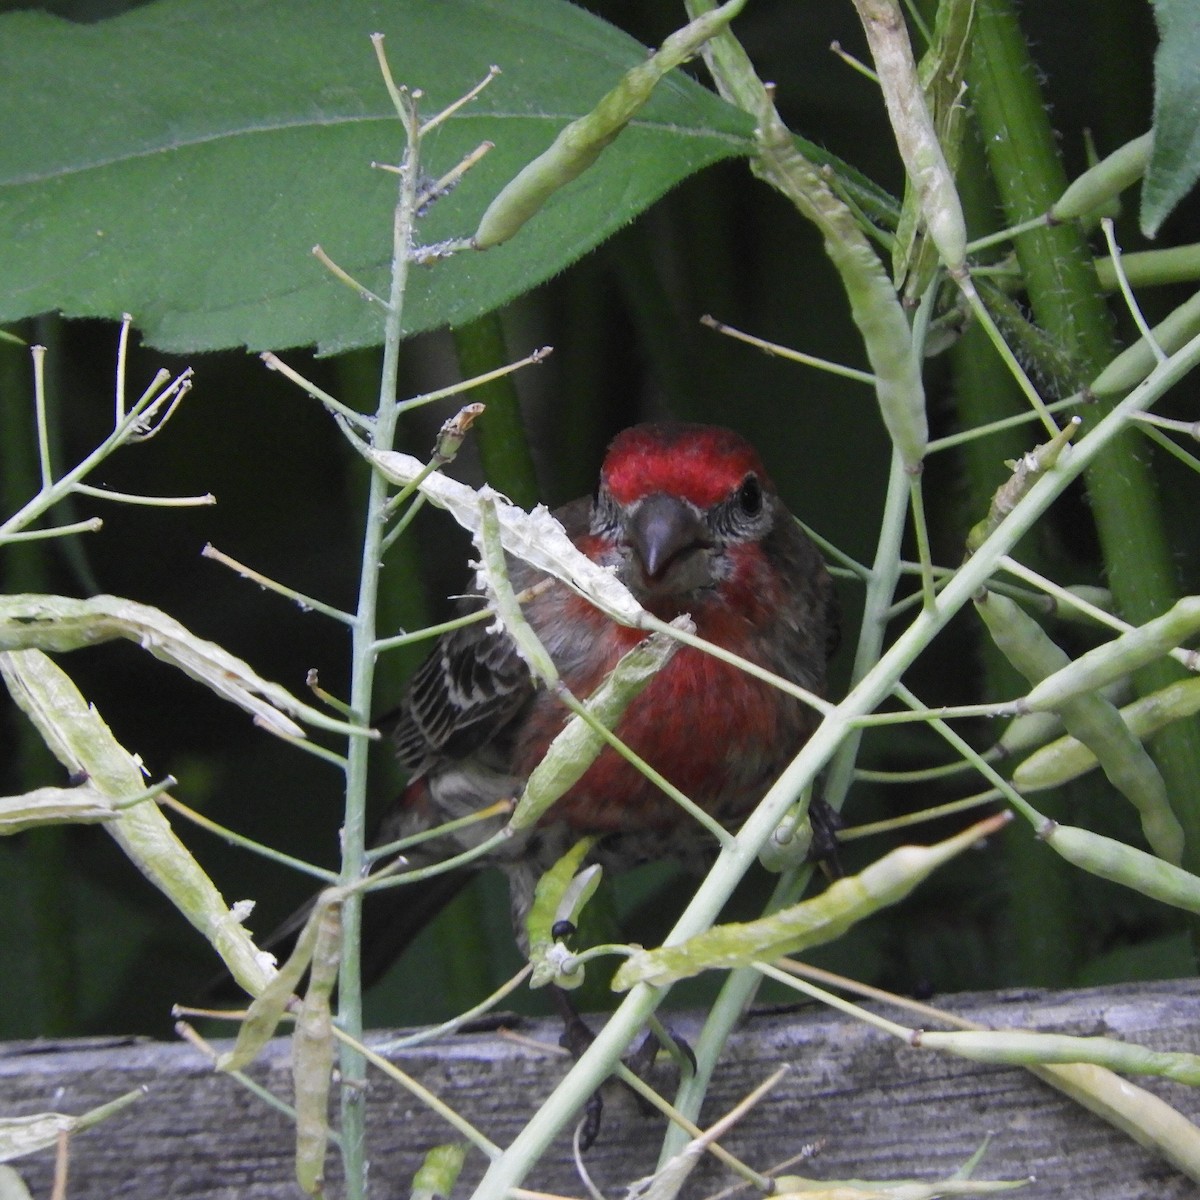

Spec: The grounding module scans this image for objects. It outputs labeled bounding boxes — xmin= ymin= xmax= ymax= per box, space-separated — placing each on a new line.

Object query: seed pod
xmin=833 ymin=220 xmax=928 ymax=470
xmin=292 ymin=896 xmax=341 ymax=1195
xmin=1051 ymin=132 xmax=1153 ymax=223
xmin=1039 ymin=819 xmax=1200 ymax=916
xmin=1035 ymin=1060 xmax=1200 ymax=1183
xmin=915 ymin=1026 xmax=1200 ymax=1085
xmin=1015 ymin=677 xmax=1200 ymax=793
xmin=0 ymin=648 xmax=275 ymax=997
xmin=855 ymin=0 xmax=966 ymax=271
xmin=508 ymin=626 xmax=679 ymax=832
xmin=412 ymin=1144 xmax=468 ymax=1200
xmin=613 ymin=813 xmax=1007 ymax=990
xmin=474 ymin=0 xmax=747 ymax=249
xmin=1090 ymin=289 xmax=1200 ymax=397
xmin=975 ymin=592 xmax=1183 ymax=865
xmin=0 ymin=781 xmax=114 ymax=833
xmin=219 ymin=892 xmax=335 ymax=1073
xmin=754 ymin=108 xmax=927 ymax=470
xmin=891 ymin=0 xmax=974 ymax=298
xmin=1022 ymin=595 xmax=1200 ymax=713
xmin=992 ymin=710 xmax=1066 ymax=760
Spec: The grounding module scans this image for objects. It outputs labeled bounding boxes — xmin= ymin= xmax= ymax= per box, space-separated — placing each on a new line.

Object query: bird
xmin=363 ymin=420 xmax=840 ymax=982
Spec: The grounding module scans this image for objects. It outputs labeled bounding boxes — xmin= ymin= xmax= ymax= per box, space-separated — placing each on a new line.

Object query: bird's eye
xmin=737 ymin=474 xmax=763 ymax=517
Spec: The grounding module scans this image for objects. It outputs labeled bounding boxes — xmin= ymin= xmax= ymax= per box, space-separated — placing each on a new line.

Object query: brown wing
xmin=385 ymin=494 xmax=594 ymax=777
xmin=387 ymin=604 xmax=534 ymax=776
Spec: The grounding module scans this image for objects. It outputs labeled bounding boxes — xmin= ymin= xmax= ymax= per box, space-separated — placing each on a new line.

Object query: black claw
xmin=579 ymin=1090 xmax=604 ymax=1151
xmin=625 ymin=1030 xmax=659 ymax=1077
xmin=667 ymin=1027 xmax=697 ymax=1074
xmin=552 ymin=986 xmax=596 ymax=1060
xmin=551 ymin=986 xmax=606 ymax=1146
xmin=809 ymin=796 xmax=844 ymax=877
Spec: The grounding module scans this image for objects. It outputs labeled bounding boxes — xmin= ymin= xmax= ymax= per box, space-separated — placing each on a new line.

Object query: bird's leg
xmin=809 ymin=794 xmax=844 ymax=877
xmin=550 ymin=982 xmax=597 ymax=1059
xmin=548 ymin=985 xmax=605 ymax=1147
xmin=548 ymin=987 xmax=695 ymax=1150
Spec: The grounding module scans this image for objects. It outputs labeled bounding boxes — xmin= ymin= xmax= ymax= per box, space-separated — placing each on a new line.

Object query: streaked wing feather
xmin=388 ymin=497 xmax=590 ymax=776
xmin=389 ymin=610 xmax=533 ymax=774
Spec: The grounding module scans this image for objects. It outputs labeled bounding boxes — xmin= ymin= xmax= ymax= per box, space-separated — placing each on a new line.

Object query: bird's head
xmin=590 ymin=422 xmax=780 ymax=609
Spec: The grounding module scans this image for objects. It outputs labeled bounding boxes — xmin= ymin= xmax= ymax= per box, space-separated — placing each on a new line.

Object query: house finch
xmin=364 ymin=421 xmax=839 ymax=978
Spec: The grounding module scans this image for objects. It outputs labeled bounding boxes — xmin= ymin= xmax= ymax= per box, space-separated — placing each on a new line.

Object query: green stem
xmin=824 ymin=448 xmax=911 ymax=812
xmin=970 ymin=0 xmax=1200 ymax=880
xmin=950 ymin=127 xmax=1081 ymax=985
xmin=336 ymin=83 xmax=424 ymax=1200
xmin=655 ymin=867 xmax=807 ymax=1168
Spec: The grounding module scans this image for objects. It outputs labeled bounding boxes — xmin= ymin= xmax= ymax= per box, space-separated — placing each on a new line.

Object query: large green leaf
xmin=0 ymin=0 xmax=752 ymax=354
xmin=1142 ymin=0 xmax=1200 ymax=237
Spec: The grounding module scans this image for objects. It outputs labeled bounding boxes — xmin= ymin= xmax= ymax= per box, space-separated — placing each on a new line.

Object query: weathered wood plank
xmin=3 ymin=980 xmax=1199 ymax=1198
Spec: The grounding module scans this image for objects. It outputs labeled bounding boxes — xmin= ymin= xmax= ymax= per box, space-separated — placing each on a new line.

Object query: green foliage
xmin=1144 ymin=0 xmax=1200 ymax=236
xmin=0 ymin=0 xmax=751 ymax=353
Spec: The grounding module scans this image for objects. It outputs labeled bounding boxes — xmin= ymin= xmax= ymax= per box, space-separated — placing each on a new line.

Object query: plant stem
xmin=336 ymin=82 xmax=423 ymax=1200
xmin=949 ymin=126 xmax=1081 ymax=985
xmin=970 ymin=0 xmax=1200 ymax=881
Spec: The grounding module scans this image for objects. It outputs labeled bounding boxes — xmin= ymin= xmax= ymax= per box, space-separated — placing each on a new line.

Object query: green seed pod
xmin=1051 ymin=132 xmax=1153 ymax=223
xmin=1034 ymin=1060 xmax=1200 ymax=1183
xmin=508 ymin=630 xmax=677 ymax=832
xmin=1063 ymin=586 xmax=1114 ymax=615
xmin=292 ymin=897 xmax=341 ymax=1195
xmin=856 ymin=0 xmax=966 ymax=271
xmin=976 ymin=592 xmax=1183 ymax=864
xmin=0 ymin=782 xmax=114 ymax=833
xmin=1023 ymin=595 xmax=1200 ymax=713
xmin=474 ymin=0 xmax=747 ymax=249
xmin=754 ymin=108 xmax=927 ymax=470
xmin=997 ymin=678 xmax=1127 ymax=770
xmin=833 ymin=226 xmax=928 ymax=470
xmin=1090 ymin=289 xmax=1200 ymax=397
xmin=1015 ymin=678 xmax=1200 ymax=791
xmin=992 ymin=710 xmax=1066 ymax=760
xmin=0 ymin=648 xmax=275 ymax=997
xmin=412 ymin=1144 xmax=468 ymax=1200
xmin=613 ymin=813 xmax=1007 ymax=990
xmin=1095 ymin=247 xmax=1200 ymax=292
xmin=1040 ymin=819 xmax=1200 ymax=916
xmin=218 ymin=891 xmax=338 ymax=1073
xmin=892 ymin=0 xmax=974 ymax=299
xmin=915 ymin=1027 xmax=1200 ymax=1085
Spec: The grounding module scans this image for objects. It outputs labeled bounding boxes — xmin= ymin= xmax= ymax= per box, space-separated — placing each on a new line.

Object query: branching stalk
xmin=333 ymin=45 xmax=427 ymax=1199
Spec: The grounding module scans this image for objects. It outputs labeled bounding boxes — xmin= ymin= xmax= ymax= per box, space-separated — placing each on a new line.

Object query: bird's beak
xmin=625 ymin=493 xmax=712 ymax=581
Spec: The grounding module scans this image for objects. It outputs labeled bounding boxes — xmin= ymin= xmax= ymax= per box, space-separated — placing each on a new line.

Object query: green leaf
xmin=1142 ymin=0 xmax=1200 ymax=236
xmin=0 ymin=0 xmax=752 ymax=354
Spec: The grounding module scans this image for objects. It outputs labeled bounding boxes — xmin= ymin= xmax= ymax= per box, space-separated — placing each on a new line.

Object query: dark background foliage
xmin=1 ymin=0 xmax=1197 ymax=1040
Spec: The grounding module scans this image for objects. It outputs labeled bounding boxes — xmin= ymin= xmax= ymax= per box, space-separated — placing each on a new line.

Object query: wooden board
xmin=3 ymin=979 xmax=1199 ymax=1198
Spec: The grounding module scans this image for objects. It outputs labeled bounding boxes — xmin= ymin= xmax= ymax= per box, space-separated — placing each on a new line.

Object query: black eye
xmin=737 ymin=474 xmax=763 ymax=517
